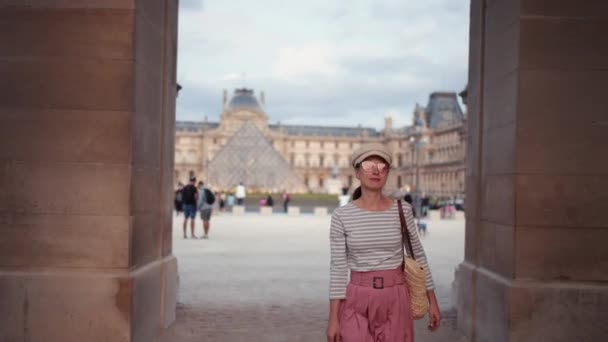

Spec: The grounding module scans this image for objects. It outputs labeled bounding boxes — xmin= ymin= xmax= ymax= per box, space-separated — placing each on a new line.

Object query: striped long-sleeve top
xmin=329 ymin=200 xmax=434 ymax=299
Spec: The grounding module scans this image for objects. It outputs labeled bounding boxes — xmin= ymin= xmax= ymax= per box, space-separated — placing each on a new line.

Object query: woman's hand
xmin=427 ymin=291 xmax=441 ymax=331
xmin=326 ymin=318 xmax=341 ymax=342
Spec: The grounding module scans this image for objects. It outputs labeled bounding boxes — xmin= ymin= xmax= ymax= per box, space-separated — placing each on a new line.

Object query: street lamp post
xmin=410 ymin=117 xmax=427 ymax=222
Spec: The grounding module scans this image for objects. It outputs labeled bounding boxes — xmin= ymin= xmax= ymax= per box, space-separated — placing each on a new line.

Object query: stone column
xmin=456 ymin=0 xmax=608 ymax=341
xmin=0 ymin=1 xmax=178 ymax=341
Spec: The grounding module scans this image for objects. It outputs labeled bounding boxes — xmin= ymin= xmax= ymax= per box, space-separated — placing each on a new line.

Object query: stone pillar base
xmin=456 ymin=262 xmax=608 ymax=342
xmin=288 ymin=206 xmax=301 ymax=216
xmin=0 ymin=256 xmax=177 ymax=342
xmin=314 ymin=207 xmax=328 ymax=216
xmin=232 ymin=206 xmax=246 ymax=216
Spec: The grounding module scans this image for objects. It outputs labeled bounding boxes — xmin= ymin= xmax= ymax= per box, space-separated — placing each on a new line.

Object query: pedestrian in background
xmin=404 ymin=193 xmax=427 ymax=236
xmin=174 ymin=182 xmax=184 ymax=217
xmin=197 ymin=181 xmax=214 ymax=239
xmin=181 ymin=177 xmax=198 ymax=239
xmin=219 ymin=192 xmax=226 ymax=213
xmin=421 ymin=197 xmax=430 ymax=218
xmin=227 ymin=192 xmax=235 ymax=209
xmin=338 ymin=187 xmax=350 ymax=207
xmin=235 ymin=182 xmax=246 ymax=206
xmin=282 ymin=190 xmax=290 ymax=213
xmin=266 ymin=194 xmax=274 ymax=207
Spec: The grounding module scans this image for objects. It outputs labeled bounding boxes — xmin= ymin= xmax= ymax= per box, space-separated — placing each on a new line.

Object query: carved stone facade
xmin=175 ymin=88 xmax=466 ymax=198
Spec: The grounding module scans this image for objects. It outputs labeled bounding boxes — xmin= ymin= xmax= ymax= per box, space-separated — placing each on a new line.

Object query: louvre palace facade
xmin=175 ymin=88 xmax=466 ymax=198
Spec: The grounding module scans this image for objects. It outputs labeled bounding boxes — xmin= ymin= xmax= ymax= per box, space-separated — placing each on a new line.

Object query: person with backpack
xmin=182 ymin=177 xmax=198 ymax=238
xmin=197 ymin=181 xmax=215 ymax=239
xmin=174 ymin=182 xmax=184 ymax=217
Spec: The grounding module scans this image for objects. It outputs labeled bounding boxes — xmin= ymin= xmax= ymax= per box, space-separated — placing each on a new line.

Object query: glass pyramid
xmin=208 ymin=121 xmax=304 ymax=192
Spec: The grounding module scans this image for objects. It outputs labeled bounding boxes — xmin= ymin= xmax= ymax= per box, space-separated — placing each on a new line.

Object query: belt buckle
xmin=372 ymin=276 xmax=384 ymax=289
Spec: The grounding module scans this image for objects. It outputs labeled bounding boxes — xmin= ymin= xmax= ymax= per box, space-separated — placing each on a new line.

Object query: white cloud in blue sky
xmin=176 ymin=0 xmax=469 ymax=129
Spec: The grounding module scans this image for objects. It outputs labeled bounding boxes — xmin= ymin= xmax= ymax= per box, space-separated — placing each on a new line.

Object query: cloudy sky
xmin=176 ymin=0 xmax=469 ymax=129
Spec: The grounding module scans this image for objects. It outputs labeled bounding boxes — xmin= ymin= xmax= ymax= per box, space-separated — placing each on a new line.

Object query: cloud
xmin=176 ymin=0 xmax=469 ymax=130
xmin=272 ymin=42 xmax=340 ymax=80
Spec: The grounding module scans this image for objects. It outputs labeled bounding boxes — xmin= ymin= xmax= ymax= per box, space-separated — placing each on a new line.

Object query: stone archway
xmin=0 ymin=2 xmax=179 ymax=341
xmin=2 ymin=1 xmax=607 ymax=342
xmin=455 ymin=1 xmax=608 ymax=341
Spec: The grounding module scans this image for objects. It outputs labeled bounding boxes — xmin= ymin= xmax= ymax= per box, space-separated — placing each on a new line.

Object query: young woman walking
xmin=326 ymin=143 xmax=441 ymax=342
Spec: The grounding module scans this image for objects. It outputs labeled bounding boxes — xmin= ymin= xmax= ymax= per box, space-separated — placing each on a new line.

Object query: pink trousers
xmin=340 ymin=268 xmax=413 ymax=342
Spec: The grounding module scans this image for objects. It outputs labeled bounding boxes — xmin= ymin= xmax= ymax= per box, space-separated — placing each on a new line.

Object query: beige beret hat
xmin=350 ymin=143 xmax=392 ymax=168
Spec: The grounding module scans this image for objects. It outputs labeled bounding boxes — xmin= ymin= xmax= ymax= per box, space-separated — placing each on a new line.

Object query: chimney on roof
xmin=223 ymin=89 xmax=228 ymax=107
xmin=384 ymin=117 xmax=393 ymax=132
xmin=260 ymin=91 xmax=265 ymax=106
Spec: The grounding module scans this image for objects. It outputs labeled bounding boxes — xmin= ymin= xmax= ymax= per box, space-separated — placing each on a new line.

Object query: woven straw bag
xmin=397 ymin=200 xmax=430 ymax=319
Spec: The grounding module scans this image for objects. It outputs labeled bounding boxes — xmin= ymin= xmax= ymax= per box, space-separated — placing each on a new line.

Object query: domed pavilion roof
xmin=226 ymin=88 xmax=263 ymax=112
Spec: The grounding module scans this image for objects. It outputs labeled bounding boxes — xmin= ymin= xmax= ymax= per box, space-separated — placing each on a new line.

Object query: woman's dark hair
xmin=403 ymin=194 xmax=413 ymax=205
xmin=352 ymin=186 xmax=362 ymax=200
xmin=352 ymin=163 xmax=362 ymax=200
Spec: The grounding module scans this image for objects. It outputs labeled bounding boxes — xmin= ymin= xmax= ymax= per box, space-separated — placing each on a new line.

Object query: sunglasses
xmin=360 ymin=160 xmax=388 ymax=173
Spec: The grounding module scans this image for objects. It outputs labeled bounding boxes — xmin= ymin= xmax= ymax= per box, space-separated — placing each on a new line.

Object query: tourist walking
xmin=282 ymin=190 xmax=290 ymax=213
xmin=219 ymin=192 xmax=226 ymax=212
xmin=227 ymin=192 xmax=235 ymax=208
xmin=181 ymin=177 xmax=198 ymax=239
xmin=174 ymin=182 xmax=184 ymax=216
xmin=197 ymin=181 xmax=214 ymax=239
xmin=403 ymin=193 xmax=416 ymax=217
xmin=421 ymin=197 xmax=430 ymax=218
xmin=404 ymin=193 xmax=427 ymax=235
xmin=266 ymin=194 xmax=274 ymax=207
xmin=338 ymin=187 xmax=350 ymax=207
xmin=326 ymin=143 xmax=440 ymax=342
xmin=235 ymin=182 xmax=246 ymax=206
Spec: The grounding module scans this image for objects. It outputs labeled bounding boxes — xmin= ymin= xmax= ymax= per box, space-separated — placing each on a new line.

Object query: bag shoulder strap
xmin=397 ymin=200 xmax=416 ymax=260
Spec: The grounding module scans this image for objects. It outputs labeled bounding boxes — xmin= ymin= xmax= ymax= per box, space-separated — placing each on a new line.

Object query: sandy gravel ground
xmin=162 ymin=213 xmax=467 ymax=342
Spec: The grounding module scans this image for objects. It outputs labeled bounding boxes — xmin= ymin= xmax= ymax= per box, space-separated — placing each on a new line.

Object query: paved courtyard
xmin=162 ymin=212 xmax=466 ymax=342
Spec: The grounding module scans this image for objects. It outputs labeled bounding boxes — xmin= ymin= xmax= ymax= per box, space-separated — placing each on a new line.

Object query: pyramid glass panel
xmin=208 ymin=121 xmax=304 ymax=192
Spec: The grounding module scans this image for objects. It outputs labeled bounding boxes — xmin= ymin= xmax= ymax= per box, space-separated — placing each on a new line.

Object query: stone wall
xmin=456 ymin=1 xmax=608 ymax=341
xmin=0 ymin=1 xmax=179 ymax=341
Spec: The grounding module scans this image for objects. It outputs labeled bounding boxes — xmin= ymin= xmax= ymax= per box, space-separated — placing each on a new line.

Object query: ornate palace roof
xmin=175 ymin=121 xmax=219 ymax=132
xmin=176 ymin=121 xmax=380 ymax=137
xmin=268 ymin=124 xmax=381 ymax=137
